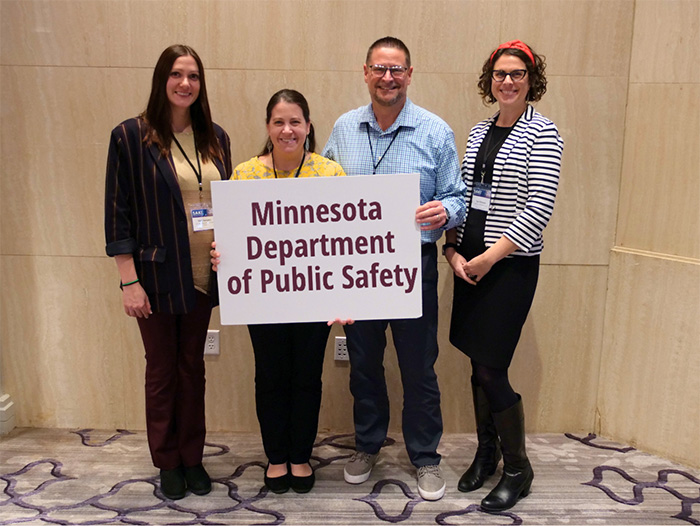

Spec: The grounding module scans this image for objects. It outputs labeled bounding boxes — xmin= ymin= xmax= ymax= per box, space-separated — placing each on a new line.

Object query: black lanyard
xmin=479 ymin=125 xmax=510 ymax=183
xmin=366 ymin=123 xmax=403 ymax=174
xmin=172 ymin=134 xmax=203 ymax=193
xmin=272 ymin=149 xmax=306 ymax=179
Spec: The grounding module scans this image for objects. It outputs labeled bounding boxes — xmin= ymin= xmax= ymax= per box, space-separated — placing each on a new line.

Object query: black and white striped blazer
xmin=456 ymin=104 xmax=563 ymax=256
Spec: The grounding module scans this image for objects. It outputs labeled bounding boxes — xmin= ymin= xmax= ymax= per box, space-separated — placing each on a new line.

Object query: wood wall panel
xmin=617 ymin=84 xmax=700 ymax=259
xmin=501 ymin=0 xmax=634 ymax=77
xmin=630 ymin=0 xmax=700 ymax=84
xmin=598 ymin=250 xmax=700 ymax=467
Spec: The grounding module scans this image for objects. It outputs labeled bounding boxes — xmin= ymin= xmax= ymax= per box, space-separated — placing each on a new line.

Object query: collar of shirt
xmin=360 ymin=98 xmax=419 ymax=134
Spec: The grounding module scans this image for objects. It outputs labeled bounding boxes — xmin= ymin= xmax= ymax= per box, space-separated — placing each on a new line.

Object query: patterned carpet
xmin=0 ymin=428 xmax=698 ymax=525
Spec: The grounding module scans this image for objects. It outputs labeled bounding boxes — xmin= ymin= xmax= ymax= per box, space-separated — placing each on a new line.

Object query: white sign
xmin=211 ymin=174 xmax=422 ymax=324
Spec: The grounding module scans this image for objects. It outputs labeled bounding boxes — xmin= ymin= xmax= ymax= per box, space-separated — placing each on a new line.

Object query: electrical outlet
xmin=204 ymin=330 xmax=220 ymax=355
xmin=334 ymin=336 xmax=349 ymax=361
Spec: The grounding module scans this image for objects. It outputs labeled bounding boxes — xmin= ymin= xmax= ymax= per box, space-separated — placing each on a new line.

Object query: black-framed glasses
xmin=492 ymin=69 xmax=527 ymax=82
xmin=368 ymin=64 xmax=409 ymax=79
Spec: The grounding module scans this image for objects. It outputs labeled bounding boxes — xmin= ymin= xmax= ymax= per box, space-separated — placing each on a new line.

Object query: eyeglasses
xmin=368 ymin=64 xmax=409 ymax=79
xmin=492 ymin=69 xmax=528 ymax=82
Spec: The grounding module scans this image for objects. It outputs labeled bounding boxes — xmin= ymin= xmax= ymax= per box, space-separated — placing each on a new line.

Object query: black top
xmin=461 ymin=123 xmax=514 ymax=258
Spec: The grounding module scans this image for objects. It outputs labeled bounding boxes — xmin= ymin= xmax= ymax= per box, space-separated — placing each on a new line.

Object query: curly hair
xmin=477 ymin=43 xmax=547 ymax=105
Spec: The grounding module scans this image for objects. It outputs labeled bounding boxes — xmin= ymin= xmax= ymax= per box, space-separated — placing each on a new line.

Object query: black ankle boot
xmin=480 ymin=396 xmax=533 ymax=512
xmin=160 ymin=466 xmax=186 ymax=500
xmin=458 ymin=385 xmax=501 ymax=492
xmin=184 ymin=463 xmax=211 ymax=495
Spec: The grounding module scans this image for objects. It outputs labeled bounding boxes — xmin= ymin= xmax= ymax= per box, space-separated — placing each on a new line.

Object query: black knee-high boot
xmin=458 ymin=384 xmax=501 ymax=492
xmin=480 ymin=395 xmax=533 ymax=512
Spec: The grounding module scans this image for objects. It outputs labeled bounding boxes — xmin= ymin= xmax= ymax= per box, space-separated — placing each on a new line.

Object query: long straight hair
xmin=142 ymin=44 xmax=222 ymax=161
xmin=257 ymin=89 xmax=316 ymax=157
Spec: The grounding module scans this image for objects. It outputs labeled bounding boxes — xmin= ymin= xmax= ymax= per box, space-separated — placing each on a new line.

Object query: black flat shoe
xmin=264 ymin=465 xmax=290 ymax=494
xmin=290 ymin=464 xmax=315 ymax=493
xmin=160 ymin=467 xmax=186 ymax=500
xmin=184 ymin=463 xmax=211 ymax=495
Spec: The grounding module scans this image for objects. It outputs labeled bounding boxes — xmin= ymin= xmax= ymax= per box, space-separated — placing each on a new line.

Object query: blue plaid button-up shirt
xmin=323 ymin=99 xmax=466 ymax=244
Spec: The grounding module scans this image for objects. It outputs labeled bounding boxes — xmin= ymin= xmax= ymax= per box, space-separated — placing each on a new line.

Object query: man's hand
xmin=415 ymin=200 xmax=447 ymax=231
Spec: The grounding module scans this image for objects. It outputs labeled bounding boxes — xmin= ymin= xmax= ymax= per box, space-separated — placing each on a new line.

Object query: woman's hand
xmin=463 ymin=252 xmax=495 ymax=285
xmin=445 ymin=248 xmax=470 ymax=282
xmin=122 ymin=283 xmax=152 ymax=318
xmin=210 ymin=241 xmax=221 ymax=272
xmin=462 ymin=237 xmax=518 ymax=284
xmin=327 ymin=318 xmax=355 ymax=326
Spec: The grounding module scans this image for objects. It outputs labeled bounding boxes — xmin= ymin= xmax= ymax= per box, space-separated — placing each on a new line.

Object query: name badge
xmin=471 ymin=182 xmax=491 ymax=212
xmin=188 ymin=202 xmax=214 ymax=231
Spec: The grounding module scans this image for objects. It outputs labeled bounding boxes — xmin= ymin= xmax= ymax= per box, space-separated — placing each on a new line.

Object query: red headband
xmin=490 ymin=40 xmax=534 ymax=65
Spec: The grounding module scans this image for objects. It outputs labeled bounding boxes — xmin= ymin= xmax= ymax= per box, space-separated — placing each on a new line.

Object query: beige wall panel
xmin=105 ymin=1 xmax=190 ymax=68
xmin=301 ymin=0 xmax=501 ymax=73
xmin=0 ymin=0 xmax=109 ymax=66
xmin=1 ymin=256 xmax=146 ymax=429
xmin=537 ymin=76 xmax=628 ymax=265
xmin=410 ymin=73 xmax=491 ymax=151
xmin=630 ymin=0 xmax=700 ymax=83
xmin=513 ymin=264 xmax=606 ymax=432
xmin=617 ymin=84 xmax=700 ymax=259
xmin=501 ymin=0 xmax=634 ymax=77
xmin=1 ymin=66 xmax=152 ymax=257
xmin=0 ymin=141 xmax=105 ymax=257
xmin=318 ymin=326 xmax=354 ymax=432
xmin=599 ymin=250 xmax=700 ymax=467
xmin=202 ymin=319 xmax=258 ymax=432
xmin=106 ymin=0 xmax=306 ymax=71
xmin=1 ymin=66 xmax=127 ymax=152
xmin=439 ymin=263 xmax=606 ymax=433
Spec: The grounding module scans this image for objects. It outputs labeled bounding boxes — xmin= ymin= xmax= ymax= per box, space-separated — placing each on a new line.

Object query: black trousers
xmin=344 ymin=243 xmax=442 ymax=467
xmin=248 ymin=322 xmax=331 ymax=465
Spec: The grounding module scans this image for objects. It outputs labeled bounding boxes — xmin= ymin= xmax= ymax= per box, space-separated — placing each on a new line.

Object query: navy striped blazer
xmin=456 ymin=104 xmax=563 ymax=255
xmin=104 ymin=117 xmax=232 ymax=314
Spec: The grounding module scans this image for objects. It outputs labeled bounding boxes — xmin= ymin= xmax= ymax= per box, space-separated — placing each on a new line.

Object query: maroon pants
xmin=136 ymin=291 xmax=212 ymax=470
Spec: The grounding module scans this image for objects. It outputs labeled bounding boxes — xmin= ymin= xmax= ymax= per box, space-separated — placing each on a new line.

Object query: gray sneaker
xmin=344 ymin=451 xmax=378 ymax=484
xmin=417 ymin=464 xmax=446 ymax=500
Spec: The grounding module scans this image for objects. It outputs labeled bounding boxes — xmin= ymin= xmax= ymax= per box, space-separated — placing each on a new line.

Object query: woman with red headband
xmin=443 ymin=40 xmax=563 ymax=512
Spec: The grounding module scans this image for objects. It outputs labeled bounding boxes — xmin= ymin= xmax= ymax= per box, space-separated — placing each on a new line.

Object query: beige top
xmin=172 ymin=131 xmax=221 ymax=294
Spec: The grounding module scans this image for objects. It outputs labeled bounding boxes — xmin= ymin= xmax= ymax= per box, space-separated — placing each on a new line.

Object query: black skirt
xmin=449 ymin=240 xmax=539 ymax=370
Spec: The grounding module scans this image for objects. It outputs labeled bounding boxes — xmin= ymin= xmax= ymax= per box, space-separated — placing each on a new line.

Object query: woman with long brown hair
xmin=104 ymin=44 xmax=232 ymax=500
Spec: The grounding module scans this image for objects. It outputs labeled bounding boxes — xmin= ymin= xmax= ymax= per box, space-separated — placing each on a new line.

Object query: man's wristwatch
xmin=442 ymin=242 xmax=459 ymax=256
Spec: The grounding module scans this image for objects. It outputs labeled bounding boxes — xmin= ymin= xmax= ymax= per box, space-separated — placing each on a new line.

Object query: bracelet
xmin=442 ymin=242 xmax=459 ymax=256
xmin=121 ymin=278 xmax=140 ymax=287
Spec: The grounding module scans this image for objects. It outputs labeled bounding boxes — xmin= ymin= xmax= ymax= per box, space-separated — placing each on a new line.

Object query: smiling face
xmin=166 ymin=55 xmax=200 ymax=112
xmin=364 ymin=46 xmax=413 ymax=108
xmin=266 ymin=100 xmax=311 ymax=157
xmin=491 ymin=54 xmax=529 ymax=113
